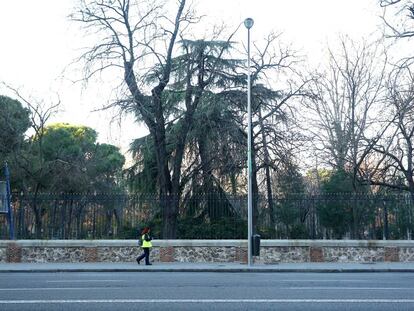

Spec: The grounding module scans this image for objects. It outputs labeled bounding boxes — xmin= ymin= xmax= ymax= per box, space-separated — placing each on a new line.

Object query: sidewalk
xmin=2 ymin=262 xmax=414 ymax=273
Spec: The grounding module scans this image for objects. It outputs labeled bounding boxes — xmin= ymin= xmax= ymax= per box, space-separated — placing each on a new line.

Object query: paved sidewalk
xmin=1 ymin=262 xmax=414 ymax=273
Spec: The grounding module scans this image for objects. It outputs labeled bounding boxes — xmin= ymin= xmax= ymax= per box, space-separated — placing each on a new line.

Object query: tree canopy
xmin=0 ymin=95 xmax=31 ymax=160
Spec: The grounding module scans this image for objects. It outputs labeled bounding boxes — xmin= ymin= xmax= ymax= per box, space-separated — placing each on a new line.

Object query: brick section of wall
xmin=0 ymin=248 xmax=6 ymax=263
xmin=235 ymin=247 xmax=247 ymax=263
xmin=159 ymin=247 xmax=174 ymax=262
xmin=6 ymin=243 xmax=22 ymax=263
xmin=384 ymin=247 xmax=399 ymax=262
xmin=309 ymin=247 xmax=324 ymax=262
xmin=85 ymin=247 xmax=98 ymax=262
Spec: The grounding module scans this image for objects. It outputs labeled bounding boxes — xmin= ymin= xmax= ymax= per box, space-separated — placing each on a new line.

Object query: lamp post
xmin=244 ymin=17 xmax=254 ymax=266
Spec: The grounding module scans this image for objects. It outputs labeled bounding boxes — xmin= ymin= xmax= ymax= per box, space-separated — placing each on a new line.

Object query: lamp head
xmin=244 ymin=18 xmax=254 ymax=29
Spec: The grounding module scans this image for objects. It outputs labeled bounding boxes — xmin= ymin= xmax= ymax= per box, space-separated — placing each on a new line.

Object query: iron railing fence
xmin=0 ymin=182 xmax=7 ymax=213
xmin=0 ymin=193 xmax=413 ymax=240
xmin=258 ymin=193 xmax=414 ymax=240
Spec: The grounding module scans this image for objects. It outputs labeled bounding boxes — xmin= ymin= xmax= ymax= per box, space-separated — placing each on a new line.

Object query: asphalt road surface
xmin=1 ymin=272 xmax=414 ymax=310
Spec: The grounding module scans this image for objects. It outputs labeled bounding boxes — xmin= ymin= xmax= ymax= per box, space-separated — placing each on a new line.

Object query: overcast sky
xmin=0 ymin=0 xmax=383 ymax=153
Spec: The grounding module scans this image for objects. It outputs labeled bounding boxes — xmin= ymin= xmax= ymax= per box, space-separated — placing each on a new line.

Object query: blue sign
xmin=1 ymin=163 xmax=14 ymax=239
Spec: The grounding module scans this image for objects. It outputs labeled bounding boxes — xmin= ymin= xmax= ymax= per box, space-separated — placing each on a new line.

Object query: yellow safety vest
xmin=141 ymin=234 xmax=152 ymax=248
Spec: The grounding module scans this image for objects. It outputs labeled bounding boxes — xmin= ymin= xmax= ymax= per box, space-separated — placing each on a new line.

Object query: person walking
xmin=136 ymin=227 xmax=152 ymax=265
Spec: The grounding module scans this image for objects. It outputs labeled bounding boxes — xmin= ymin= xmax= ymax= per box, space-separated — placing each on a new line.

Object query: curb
xmin=2 ymin=268 xmax=414 ymax=273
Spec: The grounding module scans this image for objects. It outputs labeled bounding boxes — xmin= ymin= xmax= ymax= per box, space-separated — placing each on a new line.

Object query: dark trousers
xmin=137 ymin=248 xmax=150 ymax=265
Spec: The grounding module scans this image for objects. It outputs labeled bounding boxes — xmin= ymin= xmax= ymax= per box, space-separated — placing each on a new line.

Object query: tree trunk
xmin=33 ymin=204 xmax=42 ymax=239
xmin=197 ymin=133 xmax=235 ymax=220
xmin=258 ymin=109 xmax=276 ymax=237
xmin=67 ymin=198 xmax=74 ymax=239
xmin=33 ymin=186 xmax=42 ymax=239
xmin=150 ymin=114 xmax=174 ymax=239
xmin=198 ymin=131 xmax=215 ymax=193
xmin=105 ymin=209 xmax=112 ymax=238
xmin=122 ymin=0 xmax=186 ymax=239
xmin=161 ymin=194 xmax=178 ymax=238
xmin=383 ymin=201 xmax=389 ymax=240
xmin=407 ymin=179 xmax=414 ymax=240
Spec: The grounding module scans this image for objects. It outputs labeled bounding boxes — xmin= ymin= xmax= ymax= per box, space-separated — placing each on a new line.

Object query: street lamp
xmin=244 ymin=17 xmax=254 ymax=266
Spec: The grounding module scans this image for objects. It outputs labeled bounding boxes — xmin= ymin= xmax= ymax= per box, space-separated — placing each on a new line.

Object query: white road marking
xmin=0 ymin=287 xmax=124 ymax=291
xmin=0 ymin=299 xmax=414 ymax=304
xmin=288 ymin=287 xmax=414 ymax=290
xmin=1 ymin=287 xmax=412 ymax=291
xmin=277 ymin=279 xmax=368 ymax=282
xmin=46 ymin=280 xmax=125 ymax=283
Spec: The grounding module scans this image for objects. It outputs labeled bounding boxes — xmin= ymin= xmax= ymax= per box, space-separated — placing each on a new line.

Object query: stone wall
xmin=1 ymin=240 xmax=414 ymax=263
xmin=399 ymin=247 xmax=414 ymax=262
xmin=322 ymin=247 xmax=385 ymax=263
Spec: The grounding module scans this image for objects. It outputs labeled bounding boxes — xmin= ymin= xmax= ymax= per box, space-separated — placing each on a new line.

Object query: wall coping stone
xmin=260 ymin=240 xmax=414 ymax=248
xmin=1 ymin=240 xmax=414 ymax=248
xmin=0 ymin=240 xmax=246 ymax=248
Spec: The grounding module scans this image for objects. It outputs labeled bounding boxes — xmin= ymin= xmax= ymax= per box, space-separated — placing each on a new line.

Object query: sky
xmin=0 ymin=0 xmax=384 ymax=154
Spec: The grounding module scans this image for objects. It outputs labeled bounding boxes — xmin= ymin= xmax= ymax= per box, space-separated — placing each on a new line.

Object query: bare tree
xmin=247 ymin=33 xmax=311 ymax=235
xmin=380 ymin=0 xmax=414 ymax=38
xmin=2 ymin=84 xmax=60 ymax=238
xmin=303 ymin=37 xmax=387 ymax=237
xmin=364 ymin=62 xmax=414 ymax=238
xmin=305 ymin=37 xmax=387 ymax=177
xmin=72 ymin=0 xmax=188 ymax=238
xmin=3 ymin=85 xmax=60 ymax=188
xmin=368 ymin=63 xmax=414 ymax=196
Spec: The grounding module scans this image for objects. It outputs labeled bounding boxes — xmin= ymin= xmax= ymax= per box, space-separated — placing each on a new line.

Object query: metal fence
xmin=0 ymin=193 xmax=413 ymax=240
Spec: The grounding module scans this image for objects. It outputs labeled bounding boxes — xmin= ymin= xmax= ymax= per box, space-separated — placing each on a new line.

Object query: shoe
xmin=136 ymin=258 xmax=140 ymax=265
xmin=146 ymin=263 xmax=152 ymax=266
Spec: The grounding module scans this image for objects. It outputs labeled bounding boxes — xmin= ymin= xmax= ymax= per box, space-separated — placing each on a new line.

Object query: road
xmin=1 ymin=272 xmax=414 ymax=310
